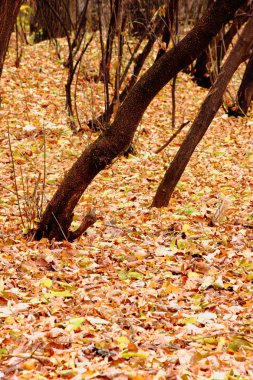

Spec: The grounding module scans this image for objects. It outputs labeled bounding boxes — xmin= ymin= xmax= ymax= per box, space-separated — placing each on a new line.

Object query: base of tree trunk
xmin=152 ymin=13 xmax=253 ymax=208
xmin=34 ymin=0 xmax=246 ymax=241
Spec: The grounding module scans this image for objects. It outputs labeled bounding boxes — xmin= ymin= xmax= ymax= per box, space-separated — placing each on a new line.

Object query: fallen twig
xmin=155 ymin=120 xmax=190 ymax=153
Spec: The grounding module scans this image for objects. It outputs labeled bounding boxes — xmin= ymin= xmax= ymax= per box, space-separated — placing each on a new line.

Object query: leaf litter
xmin=0 ymin=37 xmax=253 ymax=379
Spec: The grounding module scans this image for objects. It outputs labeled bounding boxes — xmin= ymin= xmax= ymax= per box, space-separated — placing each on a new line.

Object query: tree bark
xmin=237 ymin=53 xmax=253 ymax=115
xmin=229 ymin=52 xmax=253 ymax=116
xmin=0 ymin=0 xmax=22 ymax=78
xmin=192 ymin=3 xmax=249 ymax=88
xmin=216 ymin=3 xmax=249 ymax=71
xmin=152 ymin=12 xmax=253 ymax=208
xmin=155 ymin=0 xmax=178 ymax=61
xmin=35 ymin=0 xmax=246 ymax=241
xmin=192 ymin=49 xmax=212 ymax=88
xmin=31 ymin=0 xmax=71 ymax=43
xmin=89 ymin=13 xmax=164 ymax=131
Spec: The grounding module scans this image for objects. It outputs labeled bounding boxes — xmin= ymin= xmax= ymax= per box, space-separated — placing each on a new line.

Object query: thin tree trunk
xmin=152 ymin=12 xmax=253 ymax=208
xmin=193 ymin=3 xmax=248 ymax=88
xmin=155 ymin=0 xmax=178 ymax=61
xmin=193 ymin=49 xmax=212 ymax=88
xmin=35 ymin=0 xmax=246 ymax=241
xmin=31 ymin=0 xmax=71 ymax=42
xmin=216 ymin=5 xmax=248 ymax=71
xmin=104 ymin=0 xmax=120 ymax=80
xmin=237 ymin=53 xmax=253 ymax=115
xmin=64 ymin=0 xmax=90 ymax=68
xmin=229 ymin=52 xmax=253 ymax=116
xmin=0 ymin=0 xmax=22 ymax=78
xmin=88 ymin=12 xmax=164 ymax=131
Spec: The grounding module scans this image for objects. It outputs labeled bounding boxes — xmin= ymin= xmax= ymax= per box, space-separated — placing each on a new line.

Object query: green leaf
xmin=0 ymin=348 xmax=8 ymax=357
xmin=184 ymin=207 xmax=197 ymax=215
xmin=176 ymin=239 xmax=185 ymax=249
xmin=57 ymin=281 xmax=74 ymax=288
xmin=127 ymin=272 xmax=144 ymax=280
xmin=246 ymin=273 xmax=253 ymax=281
xmin=228 ymin=342 xmax=240 ymax=352
xmin=65 ymin=317 xmax=85 ymax=331
xmin=119 ymin=271 xmax=145 ymax=280
xmin=229 ymin=337 xmax=253 ymax=352
xmin=118 ymin=271 xmax=128 ymax=280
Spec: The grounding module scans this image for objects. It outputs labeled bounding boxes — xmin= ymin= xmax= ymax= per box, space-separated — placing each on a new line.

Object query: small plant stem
xmin=7 ymin=120 xmax=25 ymax=228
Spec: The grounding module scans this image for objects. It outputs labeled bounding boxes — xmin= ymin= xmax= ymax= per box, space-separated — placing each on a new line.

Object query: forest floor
xmin=0 ymin=37 xmax=253 ymax=380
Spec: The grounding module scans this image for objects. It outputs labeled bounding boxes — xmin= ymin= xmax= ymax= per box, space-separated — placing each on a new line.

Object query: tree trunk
xmin=229 ymin=53 xmax=253 ymax=116
xmin=193 ymin=49 xmax=212 ymax=88
xmin=35 ymin=0 xmax=246 ymax=241
xmin=192 ymin=3 xmax=248 ymax=89
xmin=103 ymin=0 xmax=121 ymax=80
xmin=0 ymin=0 xmax=22 ymax=78
xmin=31 ymin=0 xmax=71 ymax=43
xmin=237 ymin=53 xmax=253 ymax=115
xmin=152 ymin=12 xmax=253 ymax=208
xmin=89 ymin=12 xmax=164 ymax=131
xmin=155 ymin=0 xmax=178 ymax=61
xmin=216 ymin=3 xmax=249 ymax=71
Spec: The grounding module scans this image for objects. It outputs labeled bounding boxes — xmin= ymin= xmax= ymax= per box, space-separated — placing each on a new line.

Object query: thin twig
xmin=155 ymin=120 xmax=190 ymax=154
xmin=19 ymin=166 xmax=31 ymax=228
xmin=7 ymin=120 xmax=25 ymax=228
xmin=1 ymin=185 xmax=20 ymax=197
xmin=3 ymin=343 xmax=43 ymax=376
xmin=40 ymin=122 xmax=46 ymax=216
xmin=52 ymin=212 xmax=68 ymax=241
xmin=171 ymin=75 xmax=177 ymax=129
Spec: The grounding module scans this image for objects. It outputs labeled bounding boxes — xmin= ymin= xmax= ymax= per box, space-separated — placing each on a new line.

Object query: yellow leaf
xmin=117 ymin=335 xmax=130 ymax=349
xmin=162 ymin=283 xmax=180 ymax=295
xmin=182 ymin=223 xmax=190 ymax=232
xmin=40 ymin=278 xmax=52 ymax=288
xmin=21 ymin=359 xmax=36 ymax=370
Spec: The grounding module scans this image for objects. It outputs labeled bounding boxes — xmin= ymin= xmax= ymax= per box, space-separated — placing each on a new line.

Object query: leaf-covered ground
xmin=0 ymin=37 xmax=253 ymax=380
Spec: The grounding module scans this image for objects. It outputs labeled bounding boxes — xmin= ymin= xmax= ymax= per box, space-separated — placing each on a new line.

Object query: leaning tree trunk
xmin=193 ymin=3 xmax=248 ymax=88
xmin=89 ymin=11 xmax=164 ymax=131
xmin=237 ymin=53 xmax=253 ymax=115
xmin=216 ymin=2 xmax=249 ymax=71
xmin=0 ymin=0 xmax=22 ymax=78
xmin=35 ymin=0 xmax=246 ymax=241
xmin=229 ymin=52 xmax=253 ymax=116
xmin=152 ymin=12 xmax=253 ymax=208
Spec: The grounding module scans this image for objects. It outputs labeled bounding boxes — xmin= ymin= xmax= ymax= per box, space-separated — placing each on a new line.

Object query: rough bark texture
xmin=35 ymin=0 xmax=246 ymax=241
xmin=0 ymin=0 xmax=22 ymax=78
xmin=152 ymin=12 xmax=253 ymax=208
